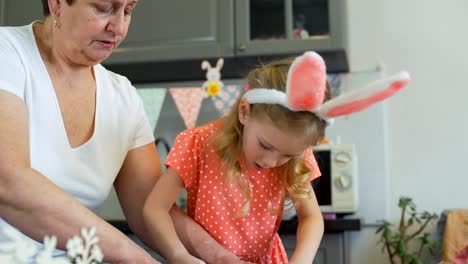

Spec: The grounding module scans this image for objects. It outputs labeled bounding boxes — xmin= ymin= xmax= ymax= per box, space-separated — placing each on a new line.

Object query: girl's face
xmin=239 ymin=100 xmax=309 ymax=170
xmin=53 ymin=0 xmax=137 ymax=65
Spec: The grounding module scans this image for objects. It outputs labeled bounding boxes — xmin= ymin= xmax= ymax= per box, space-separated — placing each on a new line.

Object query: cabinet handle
xmin=238 ymin=44 xmax=246 ymax=51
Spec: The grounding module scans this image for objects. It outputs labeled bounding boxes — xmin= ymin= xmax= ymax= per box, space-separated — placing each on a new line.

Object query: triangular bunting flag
xmin=210 ymin=85 xmax=242 ymax=116
xmin=136 ymin=88 xmax=167 ymax=131
xmin=169 ymin=87 xmax=205 ymax=129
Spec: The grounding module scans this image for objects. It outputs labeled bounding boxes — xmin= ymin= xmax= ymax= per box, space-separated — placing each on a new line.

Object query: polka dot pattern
xmin=165 ymin=121 xmax=321 ymax=263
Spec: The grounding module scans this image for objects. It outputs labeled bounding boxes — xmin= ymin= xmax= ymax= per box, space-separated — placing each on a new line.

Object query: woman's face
xmin=56 ymin=0 xmax=137 ymax=65
xmin=238 ymin=100 xmax=309 ymax=170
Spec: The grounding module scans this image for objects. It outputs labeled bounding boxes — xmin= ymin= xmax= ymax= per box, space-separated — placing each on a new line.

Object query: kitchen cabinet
xmin=107 ymin=0 xmax=235 ymax=64
xmin=109 ymin=0 xmax=347 ymax=63
xmin=278 ymin=218 xmax=360 ymax=264
xmin=0 ymin=0 xmax=44 ymax=26
xmin=104 ymin=0 xmax=348 ymax=82
xmin=235 ymin=0 xmax=347 ymax=57
xmin=0 ymin=0 xmax=234 ymax=64
xmin=280 ymin=233 xmax=345 ymax=264
xmin=0 ymin=0 xmax=347 ymax=72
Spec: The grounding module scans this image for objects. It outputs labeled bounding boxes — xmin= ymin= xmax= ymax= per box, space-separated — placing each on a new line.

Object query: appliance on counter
xmin=313 ymin=144 xmax=358 ymax=214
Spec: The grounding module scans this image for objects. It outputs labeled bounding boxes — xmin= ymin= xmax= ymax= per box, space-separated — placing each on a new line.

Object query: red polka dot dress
xmin=165 ymin=121 xmax=320 ymax=264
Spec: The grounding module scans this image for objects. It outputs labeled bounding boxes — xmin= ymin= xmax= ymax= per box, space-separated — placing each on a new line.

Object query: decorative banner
xmin=169 ymin=87 xmax=205 ymax=129
xmin=210 ymin=84 xmax=242 ymax=116
xmin=136 ymin=88 xmax=167 ymax=131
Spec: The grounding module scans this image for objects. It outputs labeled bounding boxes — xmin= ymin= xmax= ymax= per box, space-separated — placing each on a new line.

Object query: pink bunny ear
xmin=286 ymin=51 xmax=327 ymax=111
xmin=315 ymin=71 xmax=410 ymax=119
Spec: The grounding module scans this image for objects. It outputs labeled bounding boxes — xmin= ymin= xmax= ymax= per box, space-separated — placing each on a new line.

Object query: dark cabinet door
xmin=107 ymin=0 xmax=235 ymax=64
xmin=0 ymin=0 xmax=44 ymax=26
xmin=280 ymin=233 xmax=345 ymax=264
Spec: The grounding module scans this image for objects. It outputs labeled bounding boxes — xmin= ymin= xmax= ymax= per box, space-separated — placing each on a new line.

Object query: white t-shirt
xmin=0 ymin=22 xmax=155 ymax=249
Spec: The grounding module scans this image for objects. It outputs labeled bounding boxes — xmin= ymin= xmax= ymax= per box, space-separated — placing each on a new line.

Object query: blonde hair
xmin=214 ymin=57 xmax=331 ymax=216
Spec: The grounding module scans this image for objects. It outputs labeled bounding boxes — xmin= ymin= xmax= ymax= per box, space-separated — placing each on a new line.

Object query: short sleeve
xmin=303 ymin=147 xmax=321 ymax=181
xmin=165 ymin=129 xmax=200 ymax=188
xmin=0 ymin=30 xmax=26 ymax=99
xmin=129 ymin=92 xmax=155 ymax=149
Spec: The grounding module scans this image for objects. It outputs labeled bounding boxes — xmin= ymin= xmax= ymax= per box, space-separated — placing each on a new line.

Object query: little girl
xmin=143 ymin=51 xmax=410 ymax=264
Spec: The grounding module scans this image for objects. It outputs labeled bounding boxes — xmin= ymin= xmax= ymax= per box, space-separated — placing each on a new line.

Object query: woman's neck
xmin=33 ymin=19 xmax=92 ymax=78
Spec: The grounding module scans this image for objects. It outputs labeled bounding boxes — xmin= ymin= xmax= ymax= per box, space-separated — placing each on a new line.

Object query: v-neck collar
xmin=28 ymin=21 xmax=100 ymax=151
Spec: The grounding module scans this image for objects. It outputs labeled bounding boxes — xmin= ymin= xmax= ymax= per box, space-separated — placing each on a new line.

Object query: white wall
xmin=346 ymin=0 xmax=468 ymax=263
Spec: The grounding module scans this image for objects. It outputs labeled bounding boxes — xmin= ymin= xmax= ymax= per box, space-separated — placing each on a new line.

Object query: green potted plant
xmin=376 ymin=197 xmax=439 ymax=264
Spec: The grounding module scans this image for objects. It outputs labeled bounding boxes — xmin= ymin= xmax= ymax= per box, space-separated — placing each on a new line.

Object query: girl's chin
xmin=253 ymin=162 xmax=265 ymax=170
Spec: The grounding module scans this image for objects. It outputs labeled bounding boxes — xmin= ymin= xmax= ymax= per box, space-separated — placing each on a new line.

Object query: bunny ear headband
xmin=243 ymin=51 xmax=411 ymax=125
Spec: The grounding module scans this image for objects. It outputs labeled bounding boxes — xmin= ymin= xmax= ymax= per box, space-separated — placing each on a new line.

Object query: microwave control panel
xmin=315 ymin=144 xmax=359 ymax=214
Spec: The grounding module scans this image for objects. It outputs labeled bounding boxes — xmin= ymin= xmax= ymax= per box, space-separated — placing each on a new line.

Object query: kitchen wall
xmin=345 ymin=0 xmax=468 ymax=263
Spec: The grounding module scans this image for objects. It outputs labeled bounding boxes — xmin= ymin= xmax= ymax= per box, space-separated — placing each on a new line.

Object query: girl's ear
xmin=238 ymin=99 xmax=251 ymax=125
xmin=286 ymin=51 xmax=327 ymax=111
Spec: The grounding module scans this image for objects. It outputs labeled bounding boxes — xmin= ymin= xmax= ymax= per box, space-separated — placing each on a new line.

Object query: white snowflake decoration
xmin=66 ymin=227 xmax=103 ymax=264
xmin=35 ymin=236 xmax=70 ymax=264
xmin=0 ymin=226 xmax=103 ymax=264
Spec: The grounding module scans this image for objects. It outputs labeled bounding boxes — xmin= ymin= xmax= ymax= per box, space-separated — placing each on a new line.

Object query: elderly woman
xmin=0 ymin=0 xmax=246 ymax=263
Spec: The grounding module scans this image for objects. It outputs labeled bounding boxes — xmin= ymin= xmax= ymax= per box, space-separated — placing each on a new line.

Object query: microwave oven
xmin=312 ymin=144 xmax=358 ymax=214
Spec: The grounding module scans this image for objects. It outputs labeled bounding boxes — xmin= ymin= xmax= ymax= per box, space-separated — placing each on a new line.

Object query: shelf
xmin=104 ymin=49 xmax=348 ymax=84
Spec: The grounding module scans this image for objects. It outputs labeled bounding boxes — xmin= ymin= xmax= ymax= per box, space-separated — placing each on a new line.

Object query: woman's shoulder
xmin=94 ymin=65 xmax=139 ymax=105
xmin=95 ymin=64 xmax=132 ymax=88
xmin=0 ymin=24 xmax=34 ymax=49
xmin=0 ymin=23 xmax=31 ymax=37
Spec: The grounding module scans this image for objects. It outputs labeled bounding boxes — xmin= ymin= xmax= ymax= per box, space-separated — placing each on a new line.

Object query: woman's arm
xmin=289 ymin=185 xmax=324 ymax=263
xmin=0 ymin=90 xmax=159 ymax=263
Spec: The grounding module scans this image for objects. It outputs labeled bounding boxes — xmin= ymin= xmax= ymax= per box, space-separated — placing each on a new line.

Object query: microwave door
xmin=313 ymin=150 xmax=333 ymax=209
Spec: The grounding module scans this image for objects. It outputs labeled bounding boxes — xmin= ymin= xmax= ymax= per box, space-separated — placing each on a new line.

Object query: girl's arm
xmin=289 ymin=184 xmax=324 ymax=263
xmin=142 ymin=167 xmax=203 ymax=263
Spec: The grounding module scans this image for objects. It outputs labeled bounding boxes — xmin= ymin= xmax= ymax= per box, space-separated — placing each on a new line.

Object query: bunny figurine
xmin=201 ymin=58 xmax=224 ymax=97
